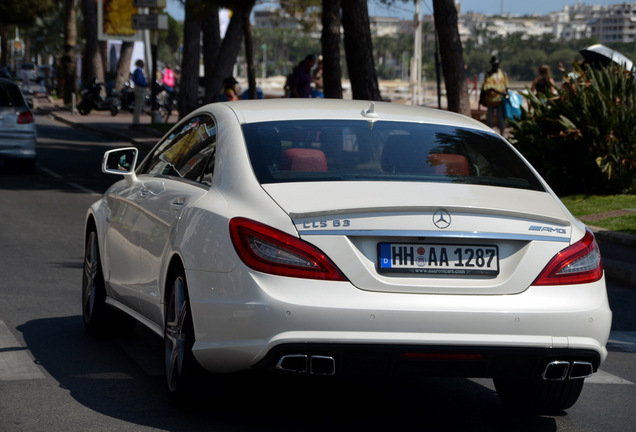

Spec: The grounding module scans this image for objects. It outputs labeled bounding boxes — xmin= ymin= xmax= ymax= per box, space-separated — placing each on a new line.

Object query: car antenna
xmin=361 ymin=102 xmax=378 ymax=129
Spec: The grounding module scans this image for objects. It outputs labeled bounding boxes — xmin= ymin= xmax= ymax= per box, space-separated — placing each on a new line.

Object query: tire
xmin=82 ymin=229 xmax=136 ymax=335
xmin=110 ymin=103 xmax=120 ymax=116
xmin=78 ymin=101 xmax=92 ymax=115
xmin=494 ymin=377 xmax=585 ymax=414
xmin=82 ymin=230 xmax=110 ymax=334
xmin=164 ymin=267 xmax=205 ymax=406
xmin=20 ymin=158 xmax=36 ymax=175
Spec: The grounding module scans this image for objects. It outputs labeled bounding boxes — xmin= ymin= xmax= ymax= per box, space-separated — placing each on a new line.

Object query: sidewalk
xmin=33 ymin=94 xmax=636 ymax=288
xmin=33 ymin=94 xmax=172 ymax=151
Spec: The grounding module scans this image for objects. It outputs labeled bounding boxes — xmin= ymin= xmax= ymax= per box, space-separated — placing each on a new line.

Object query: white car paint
xmin=85 ymin=99 xmax=612 ymax=410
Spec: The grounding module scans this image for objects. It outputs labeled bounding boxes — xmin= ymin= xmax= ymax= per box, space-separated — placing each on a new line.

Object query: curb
xmin=590 ymin=227 xmax=636 ymax=288
xmin=591 ymin=226 xmax=636 ymax=248
xmin=603 ymin=259 xmax=636 ymax=287
xmin=38 ymin=105 xmax=160 ymax=151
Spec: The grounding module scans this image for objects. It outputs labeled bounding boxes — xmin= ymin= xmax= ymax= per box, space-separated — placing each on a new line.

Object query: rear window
xmin=242 ymin=120 xmax=545 ymax=192
xmin=0 ymin=82 xmax=26 ymax=107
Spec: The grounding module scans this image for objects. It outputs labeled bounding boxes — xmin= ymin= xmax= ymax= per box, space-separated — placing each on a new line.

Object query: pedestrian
xmin=288 ymin=54 xmax=317 ymax=98
xmin=480 ymin=55 xmax=509 ymax=134
xmin=20 ymin=67 xmax=31 ymax=93
xmin=311 ymin=55 xmax=324 ymax=98
xmin=43 ymin=67 xmax=52 ymax=97
xmin=531 ymin=64 xmax=556 ymax=97
xmin=131 ymin=59 xmax=148 ymax=126
xmin=221 ymin=77 xmax=240 ymax=101
xmin=162 ymin=64 xmax=175 ymax=92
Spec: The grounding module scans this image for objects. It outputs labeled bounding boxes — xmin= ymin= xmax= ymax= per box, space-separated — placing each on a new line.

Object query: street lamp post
xmin=262 ymin=43 xmax=267 ymax=81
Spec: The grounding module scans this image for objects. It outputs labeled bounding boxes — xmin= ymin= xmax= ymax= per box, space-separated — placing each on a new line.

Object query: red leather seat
xmin=279 ymin=148 xmax=328 ymax=171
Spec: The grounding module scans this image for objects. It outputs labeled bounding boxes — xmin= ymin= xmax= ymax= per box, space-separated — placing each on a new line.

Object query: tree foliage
xmin=0 ymin=0 xmax=55 ymax=26
xmin=509 ymin=63 xmax=636 ymax=195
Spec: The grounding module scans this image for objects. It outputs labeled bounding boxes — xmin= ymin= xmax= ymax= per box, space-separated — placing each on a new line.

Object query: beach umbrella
xmin=579 ymin=44 xmax=634 ymax=71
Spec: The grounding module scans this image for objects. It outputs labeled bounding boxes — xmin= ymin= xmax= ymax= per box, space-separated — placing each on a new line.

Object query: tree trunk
xmin=432 ymin=0 xmax=470 ymax=116
xmin=321 ymin=0 xmax=342 ymax=99
xmin=202 ymin=4 xmax=221 ymax=101
xmin=113 ymin=42 xmax=134 ymax=92
xmin=179 ymin=0 xmax=203 ymax=118
xmin=243 ymin=7 xmax=257 ymax=99
xmin=81 ymin=0 xmax=104 ymax=89
xmin=202 ymin=10 xmax=247 ymax=104
xmin=0 ymin=23 xmax=8 ymax=67
xmin=62 ymin=0 xmax=77 ymax=105
xmin=341 ymin=0 xmax=381 ymax=101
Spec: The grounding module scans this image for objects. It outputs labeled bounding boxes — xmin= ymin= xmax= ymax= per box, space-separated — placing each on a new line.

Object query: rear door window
xmin=137 ymin=115 xmax=217 ymax=184
xmin=0 ymin=83 xmax=26 ymax=107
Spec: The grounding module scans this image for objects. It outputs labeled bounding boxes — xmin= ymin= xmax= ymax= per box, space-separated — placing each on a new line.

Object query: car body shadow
xmin=17 ymin=316 xmax=561 ymax=431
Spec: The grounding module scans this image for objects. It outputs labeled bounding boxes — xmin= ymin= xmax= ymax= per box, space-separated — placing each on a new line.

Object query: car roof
xmin=208 ymin=99 xmax=492 ymax=132
xmin=0 ymin=78 xmax=20 ymax=86
xmin=0 ymin=78 xmax=29 ymax=106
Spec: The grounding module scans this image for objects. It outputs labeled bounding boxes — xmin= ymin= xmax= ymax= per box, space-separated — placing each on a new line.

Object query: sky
xmin=165 ymin=0 xmax=623 ymax=21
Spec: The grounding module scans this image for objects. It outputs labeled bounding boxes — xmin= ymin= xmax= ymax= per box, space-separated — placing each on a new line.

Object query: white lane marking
xmin=40 ymin=167 xmax=101 ymax=196
xmin=39 ymin=167 xmax=63 ymax=179
xmin=0 ymin=321 xmax=45 ymax=381
xmin=68 ymin=181 xmax=101 ymax=196
xmin=587 ymin=369 xmax=633 ymax=384
xmin=608 ymin=331 xmax=636 ymax=353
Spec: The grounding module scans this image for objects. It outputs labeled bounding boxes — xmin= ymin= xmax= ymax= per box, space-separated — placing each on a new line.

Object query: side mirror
xmin=102 ymin=147 xmax=138 ymax=184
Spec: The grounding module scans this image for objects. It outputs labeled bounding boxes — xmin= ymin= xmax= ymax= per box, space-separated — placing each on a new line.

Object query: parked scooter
xmin=78 ymin=79 xmax=121 ymax=116
xmin=114 ymin=80 xmax=137 ymax=114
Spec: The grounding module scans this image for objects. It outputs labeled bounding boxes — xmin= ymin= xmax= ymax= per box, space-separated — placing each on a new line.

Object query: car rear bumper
xmin=0 ymin=133 xmax=37 ymax=158
xmin=187 ymin=270 xmax=612 ymax=375
xmin=255 ymin=343 xmax=601 ymax=380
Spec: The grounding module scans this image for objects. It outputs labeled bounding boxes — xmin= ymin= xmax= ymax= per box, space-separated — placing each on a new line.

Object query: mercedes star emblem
xmin=433 ymin=209 xmax=451 ymax=229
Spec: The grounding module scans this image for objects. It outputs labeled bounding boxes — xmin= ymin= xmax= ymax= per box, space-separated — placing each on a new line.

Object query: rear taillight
xmin=17 ymin=111 xmax=34 ymax=124
xmin=532 ymin=228 xmax=603 ymax=286
xmin=229 ymin=217 xmax=346 ymax=281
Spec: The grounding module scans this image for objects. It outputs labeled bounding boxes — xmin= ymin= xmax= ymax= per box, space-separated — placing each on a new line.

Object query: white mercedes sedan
xmin=82 ymin=99 xmax=611 ymax=411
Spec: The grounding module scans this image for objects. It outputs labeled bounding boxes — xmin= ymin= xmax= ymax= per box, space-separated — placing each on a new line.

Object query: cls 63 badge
xmin=303 ymin=219 xmax=351 ymax=229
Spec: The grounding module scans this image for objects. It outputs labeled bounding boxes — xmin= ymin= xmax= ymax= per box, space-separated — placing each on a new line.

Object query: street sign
xmin=13 ymin=40 xmax=24 ymax=60
xmin=132 ymin=14 xmax=169 ymax=30
xmin=133 ymin=0 xmax=167 ymax=8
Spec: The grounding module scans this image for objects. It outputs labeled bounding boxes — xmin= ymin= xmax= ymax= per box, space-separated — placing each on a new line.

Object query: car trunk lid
xmin=262 ymin=182 xmax=573 ymax=295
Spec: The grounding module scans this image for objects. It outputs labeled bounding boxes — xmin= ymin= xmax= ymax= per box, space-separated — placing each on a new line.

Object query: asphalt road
xmin=0 ymin=113 xmax=635 ymax=432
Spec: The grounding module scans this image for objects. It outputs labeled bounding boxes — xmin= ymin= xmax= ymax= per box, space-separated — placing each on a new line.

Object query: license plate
xmin=378 ymin=243 xmax=499 ymax=275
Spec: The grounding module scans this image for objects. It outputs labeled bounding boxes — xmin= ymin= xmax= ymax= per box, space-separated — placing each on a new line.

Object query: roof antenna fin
xmin=361 ymin=102 xmax=378 ymax=129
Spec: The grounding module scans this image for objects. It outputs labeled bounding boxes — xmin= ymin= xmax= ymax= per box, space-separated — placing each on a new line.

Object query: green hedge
xmin=508 ymin=63 xmax=636 ymax=195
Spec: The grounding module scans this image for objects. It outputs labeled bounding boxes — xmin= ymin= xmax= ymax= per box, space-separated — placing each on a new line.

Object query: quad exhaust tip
xmin=276 ymin=354 xmax=336 ymax=376
xmin=542 ymin=360 xmax=594 ymax=380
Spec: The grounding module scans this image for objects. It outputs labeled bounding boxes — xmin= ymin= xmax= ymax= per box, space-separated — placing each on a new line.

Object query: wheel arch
xmin=164 ymin=254 xmax=187 ymax=306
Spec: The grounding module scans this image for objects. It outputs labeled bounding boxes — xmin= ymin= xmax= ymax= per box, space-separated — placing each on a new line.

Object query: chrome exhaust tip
xmin=310 ymin=355 xmax=336 ymax=376
xmin=542 ymin=361 xmax=570 ymax=380
xmin=569 ymin=361 xmax=594 ymax=379
xmin=275 ymin=354 xmax=336 ymax=375
xmin=542 ymin=360 xmax=594 ymax=380
xmin=276 ymin=354 xmax=308 ymax=373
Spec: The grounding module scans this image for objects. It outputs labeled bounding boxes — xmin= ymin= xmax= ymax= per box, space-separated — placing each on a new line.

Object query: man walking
xmin=131 ymin=59 xmax=148 ymax=126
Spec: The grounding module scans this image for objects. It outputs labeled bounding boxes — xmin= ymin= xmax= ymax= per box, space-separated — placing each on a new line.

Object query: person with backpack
xmin=480 ymin=55 xmax=509 ymax=134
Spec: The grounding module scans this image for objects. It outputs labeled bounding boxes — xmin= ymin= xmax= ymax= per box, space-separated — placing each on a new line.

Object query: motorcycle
xmin=78 ymin=79 xmax=121 ymax=116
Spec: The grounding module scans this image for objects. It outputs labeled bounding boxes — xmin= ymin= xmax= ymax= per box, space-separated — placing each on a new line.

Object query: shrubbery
xmin=508 ymin=63 xmax=636 ymax=195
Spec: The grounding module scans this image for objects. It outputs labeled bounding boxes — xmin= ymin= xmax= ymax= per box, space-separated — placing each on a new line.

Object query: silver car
xmin=0 ymin=78 xmax=37 ymax=173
